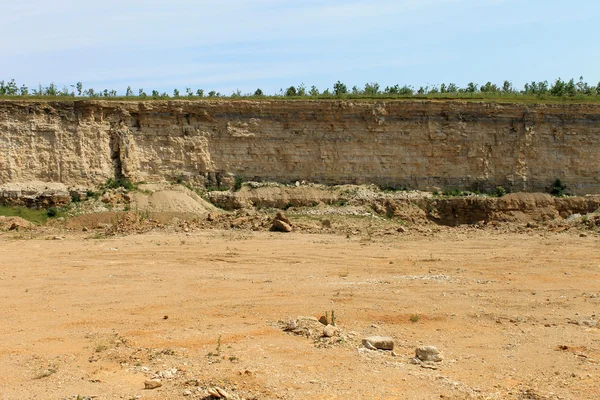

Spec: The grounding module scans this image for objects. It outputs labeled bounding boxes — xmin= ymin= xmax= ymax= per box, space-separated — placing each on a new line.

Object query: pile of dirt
xmin=0 ymin=216 xmax=34 ymax=231
xmin=130 ymin=183 xmax=216 ymax=215
xmin=104 ymin=212 xmax=164 ymax=236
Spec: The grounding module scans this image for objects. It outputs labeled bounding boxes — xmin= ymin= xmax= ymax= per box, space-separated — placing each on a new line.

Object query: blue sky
xmin=1 ymin=0 xmax=598 ymax=95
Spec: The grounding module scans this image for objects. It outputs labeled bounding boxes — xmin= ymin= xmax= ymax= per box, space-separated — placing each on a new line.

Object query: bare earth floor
xmin=0 ymin=229 xmax=599 ymax=399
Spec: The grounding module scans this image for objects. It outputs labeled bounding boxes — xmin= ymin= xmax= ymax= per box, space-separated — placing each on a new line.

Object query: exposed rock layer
xmin=1 ymin=100 xmax=599 ymax=194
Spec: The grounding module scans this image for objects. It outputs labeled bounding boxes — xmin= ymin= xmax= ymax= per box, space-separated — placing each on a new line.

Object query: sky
xmin=1 ymin=0 xmax=598 ymax=95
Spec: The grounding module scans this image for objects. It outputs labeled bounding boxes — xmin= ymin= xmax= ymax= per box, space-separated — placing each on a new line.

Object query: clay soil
xmin=1 ymin=227 xmax=599 ymax=400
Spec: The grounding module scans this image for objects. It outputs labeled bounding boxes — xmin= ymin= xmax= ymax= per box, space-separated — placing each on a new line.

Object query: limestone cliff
xmin=1 ymin=99 xmax=599 ymax=194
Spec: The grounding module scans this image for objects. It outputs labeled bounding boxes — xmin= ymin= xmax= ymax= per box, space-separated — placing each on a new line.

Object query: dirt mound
xmin=130 ymin=184 xmax=216 ymax=214
xmin=0 ymin=216 xmax=34 ymax=231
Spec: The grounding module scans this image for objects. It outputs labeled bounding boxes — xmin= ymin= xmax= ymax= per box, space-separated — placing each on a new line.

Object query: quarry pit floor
xmin=1 ymin=228 xmax=599 ymax=399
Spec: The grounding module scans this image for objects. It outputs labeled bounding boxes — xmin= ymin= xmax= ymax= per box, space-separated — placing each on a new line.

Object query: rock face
xmin=1 ymin=99 xmax=600 ymax=194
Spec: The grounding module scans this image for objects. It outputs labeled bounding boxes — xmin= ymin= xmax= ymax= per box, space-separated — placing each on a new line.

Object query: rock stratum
xmin=1 ymin=99 xmax=599 ymax=194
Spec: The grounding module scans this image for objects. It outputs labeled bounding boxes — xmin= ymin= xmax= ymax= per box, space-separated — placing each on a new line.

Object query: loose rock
xmin=207 ymin=386 xmax=230 ymax=399
xmin=416 ymin=346 xmax=443 ymax=362
xmin=271 ymin=219 xmax=292 ymax=232
xmin=362 ymin=336 xmax=394 ymax=350
xmin=144 ymin=380 xmax=162 ymax=389
xmin=323 ymin=324 xmax=338 ymax=337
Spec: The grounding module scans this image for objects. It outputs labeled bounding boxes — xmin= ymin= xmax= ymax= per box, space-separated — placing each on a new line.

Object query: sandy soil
xmin=0 ymin=228 xmax=599 ymax=400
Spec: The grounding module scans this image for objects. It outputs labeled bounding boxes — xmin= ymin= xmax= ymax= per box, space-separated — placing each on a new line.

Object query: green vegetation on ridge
xmin=2 ymin=77 xmax=600 ymax=103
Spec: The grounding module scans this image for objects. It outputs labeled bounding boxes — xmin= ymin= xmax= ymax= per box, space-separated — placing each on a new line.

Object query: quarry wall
xmin=1 ymin=99 xmax=599 ymax=194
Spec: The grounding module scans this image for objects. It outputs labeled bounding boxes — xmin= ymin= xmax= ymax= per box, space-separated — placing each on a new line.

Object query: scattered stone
xmin=144 ymin=380 xmax=162 ymax=389
xmin=271 ymin=219 xmax=292 ymax=233
xmin=362 ymin=336 xmax=394 ymax=351
xmin=318 ymin=315 xmax=329 ymax=325
xmin=416 ymin=346 xmax=443 ymax=362
xmin=321 ymin=219 xmax=332 ymax=228
xmin=207 ymin=386 xmax=230 ymax=399
xmin=207 ymin=212 xmax=218 ymax=222
xmin=323 ymin=324 xmax=338 ymax=338
xmin=183 ymin=389 xmax=192 ymax=396
xmin=580 ymin=233 xmax=588 ymax=238
xmin=397 ymin=226 xmax=407 ymax=233
xmin=577 ymin=319 xmax=598 ymax=328
xmin=285 ymin=319 xmax=298 ymax=331
xmin=276 ymin=210 xmax=292 ymax=225
xmin=363 ymin=341 xmax=377 ymax=350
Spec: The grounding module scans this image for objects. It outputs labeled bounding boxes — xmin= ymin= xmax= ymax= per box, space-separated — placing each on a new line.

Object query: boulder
xmin=416 ymin=346 xmax=443 ymax=362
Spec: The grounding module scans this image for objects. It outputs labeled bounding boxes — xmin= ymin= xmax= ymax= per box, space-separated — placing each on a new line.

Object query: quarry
xmin=0 ymin=99 xmax=599 ymax=400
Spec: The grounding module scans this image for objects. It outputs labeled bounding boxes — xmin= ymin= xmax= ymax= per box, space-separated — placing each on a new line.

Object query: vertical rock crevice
xmin=109 ymin=132 xmax=123 ymax=180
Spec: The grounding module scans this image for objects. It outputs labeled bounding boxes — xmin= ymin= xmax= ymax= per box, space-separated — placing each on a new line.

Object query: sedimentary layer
xmin=1 ymin=99 xmax=599 ymax=194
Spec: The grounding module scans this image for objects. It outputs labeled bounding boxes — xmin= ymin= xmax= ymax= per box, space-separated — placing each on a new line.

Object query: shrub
xmin=105 ymin=178 xmax=135 ymax=191
xmin=233 ymin=175 xmax=244 ymax=192
xmin=495 ymin=186 xmax=507 ymax=197
xmin=550 ymin=179 xmax=567 ymax=197
xmin=46 ymin=206 xmax=58 ymax=217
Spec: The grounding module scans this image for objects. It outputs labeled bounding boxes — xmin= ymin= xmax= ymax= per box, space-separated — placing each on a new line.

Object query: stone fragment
xmin=276 ymin=210 xmax=292 ymax=225
xmin=285 ymin=319 xmax=298 ymax=331
xmin=144 ymin=380 xmax=162 ymax=389
xmin=318 ymin=315 xmax=329 ymax=325
xmin=416 ymin=346 xmax=443 ymax=362
xmin=323 ymin=324 xmax=338 ymax=338
xmin=362 ymin=336 xmax=394 ymax=350
xmin=207 ymin=387 xmax=230 ymax=399
xmin=271 ymin=219 xmax=292 ymax=232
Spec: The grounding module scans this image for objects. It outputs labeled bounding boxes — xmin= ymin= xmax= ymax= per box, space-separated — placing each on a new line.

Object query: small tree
xmin=502 ymin=80 xmax=513 ymax=94
xmin=364 ymin=82 xmax=380 ymax=96
xmin=446 ymin=83 xmax=458 ymax=93
xmin=196 ymin=89 xmax=204 ymax=97
xmin=151 ymin=90 xmax=160 ymax=98
xmin=173 ymin=89 xmax=180 ymax=97
xmin=139 ymin=88 xmax=146 ymax=98
xmin=465 ymin=82 xmax=478 ymax=93
xmin=208 ymin=90 xmax=216 ymax=97
xmin=186 ymin=88 xmax=193 ymax=97
xmin=296 ymin=83 xmax=307 ymax=96
xmin=76 ymin=82 xmax=83 ymax=96
xmin=309 ymin=85 xmax=319 ymax=96
xmin=254 ymin=88 xmax=264 ymax=96
xmin=45 ymin=83 xmax=57 ymax=96
xmin=565 ymin=78 xmax=577 ymax=97
xmin=285 ymin=86 xmax=297 ymax=96
xmin=20 ymin=84 xmax=28 ymax=96
xmin=550 ymin=78 xmax=566 ymax=96
xmin=333 ymin=80 xmax=348 ymax=96
xmin=126 ymin=86 xmax=134 ymax=97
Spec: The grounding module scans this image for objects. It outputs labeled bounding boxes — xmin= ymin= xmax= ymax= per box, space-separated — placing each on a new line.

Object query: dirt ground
xmin=1 ymin=226 xmax=599 ymax=400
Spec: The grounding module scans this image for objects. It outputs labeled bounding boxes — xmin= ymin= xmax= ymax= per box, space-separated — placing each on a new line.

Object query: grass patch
xmin=409 ymin=314 xmax=421 ymax=323
xmin=0 ymin=205 xmax=51 ymax=224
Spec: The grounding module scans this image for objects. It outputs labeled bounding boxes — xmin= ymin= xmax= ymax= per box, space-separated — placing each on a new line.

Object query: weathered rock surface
xmin=2 ymin=100 xmax=600 ymax=194
xmin=416 ymin=346 xmax=443 ymax=362
xmin=362 ymin=336 xmax=395 ymax=350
